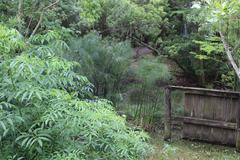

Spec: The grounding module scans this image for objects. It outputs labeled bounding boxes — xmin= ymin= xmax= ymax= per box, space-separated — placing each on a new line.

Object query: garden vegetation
xmin=1 ymin=0 xmax=240 ymax=159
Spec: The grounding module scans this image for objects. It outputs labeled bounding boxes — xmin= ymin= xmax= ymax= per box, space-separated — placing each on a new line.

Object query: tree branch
xmin=30 ymin=13 xmax=43 ymax=38
xmin=43 ymin=0 xmax=60 ymax=10
xmin=219 ymin=31 xmax=240 ymax=80
xmin=131 ymin=36 xmax=160 ymax=56
xmin=30 ymin=0 xmax=60 ymax=37
xmin=25 ymin=17 xmax=33 ymax=37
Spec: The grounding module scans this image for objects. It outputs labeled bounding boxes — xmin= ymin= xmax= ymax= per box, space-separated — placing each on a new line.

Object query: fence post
xmin=236 ymin=98 xmax=240 ymax=152
xmin=164 ymin=87 xmax=171 ymax=141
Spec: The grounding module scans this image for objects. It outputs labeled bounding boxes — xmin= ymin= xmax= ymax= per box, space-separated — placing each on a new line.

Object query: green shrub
xmin=0 ymin=25 xmax=25 ymax=60
xmin=0 ymin=28 xmax=153 ymax=160
xmin=69 ymin=32 xmax=132 ymax=101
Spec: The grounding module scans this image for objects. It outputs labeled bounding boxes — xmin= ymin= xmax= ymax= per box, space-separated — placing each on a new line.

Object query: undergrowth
xmin=0 ymin=25 xmax=153 ymax=160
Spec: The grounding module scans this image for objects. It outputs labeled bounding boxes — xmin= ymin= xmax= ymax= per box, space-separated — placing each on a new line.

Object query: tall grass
xmin=116 ymin=57 xmax=172 ymax=129
xmin=117 ymin=89 xmax=184 ymax=130
xmin=118 ymin=89 xmax=164 ymax=128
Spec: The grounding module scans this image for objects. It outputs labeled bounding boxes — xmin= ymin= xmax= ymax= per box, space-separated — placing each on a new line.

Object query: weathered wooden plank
xmin=185 ymin=91 xmax=239 ymax=98
xmin=168 ymin=85 xmax=240 ymax=96
xmin=236 ymin=129 xmax=240 ymax=151
xmin=184 ymin=93 xmax=238 ymax=122
xmin=183 ymin=117 xmax=237 ymax=130
xmin=183 ymin=124 xmax=236 ymax=146
xmin=236 ymin=99 xmax=240 ymax=152
xmin=164 ymin=87 xmax=172 ymax=141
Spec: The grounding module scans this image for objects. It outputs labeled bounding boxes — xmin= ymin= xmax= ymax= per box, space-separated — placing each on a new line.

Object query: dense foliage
xmin=1 ymin=0 xmax=239 ymax=89
xmin=0 ymin=25 xmax=153 ymax=159
xmin=1 ymin=0 xmax=240 ymax=159
xmin=201 ymin=0 xmax=240 ymax=83
xmin=69 ymin=33 xmax=132 ymax=100
xmin=0 ymin=25 xmax=25 ymax=59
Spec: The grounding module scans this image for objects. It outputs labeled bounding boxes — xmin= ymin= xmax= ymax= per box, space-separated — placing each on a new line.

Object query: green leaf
xmin=0 ymin=121 xmax=7 ymax=131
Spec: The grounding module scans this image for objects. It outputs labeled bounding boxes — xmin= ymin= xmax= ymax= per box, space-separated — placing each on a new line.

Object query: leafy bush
xmin=0 ymin=28 xmax=153 ymax=160
xmin=78 ymin=0 xmax=168 ymax=42
xmin=69 ymin=33 xmax=132 ymax=101
xmin=162 ymin=35 xmax=230 ymax=87
xmin=0 ymin=25 xmax=25 ymax=60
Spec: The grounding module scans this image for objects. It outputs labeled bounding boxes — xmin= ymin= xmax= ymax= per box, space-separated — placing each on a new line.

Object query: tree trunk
xmin=219 ymin=31 xmax=240 ymax=80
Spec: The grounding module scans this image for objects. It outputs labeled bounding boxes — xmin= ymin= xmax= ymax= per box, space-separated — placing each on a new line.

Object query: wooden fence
xmin=164 ymin=86 xmax=240 ymax=151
